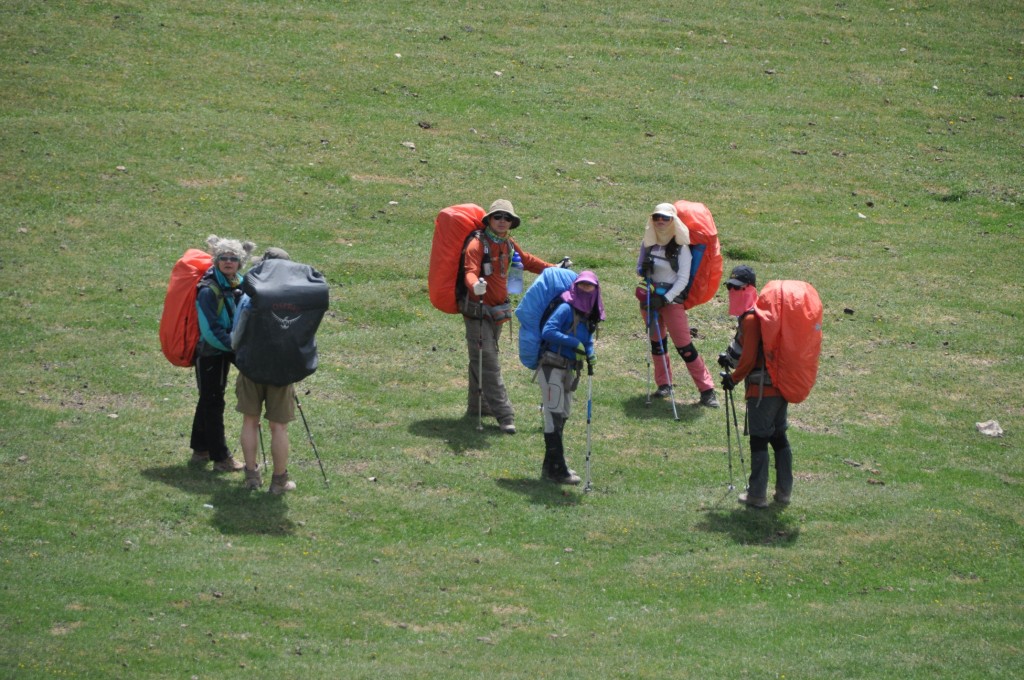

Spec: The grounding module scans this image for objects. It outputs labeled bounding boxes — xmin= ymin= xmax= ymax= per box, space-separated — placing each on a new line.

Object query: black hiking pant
xmin=190 ymin=353 xmax=233 ymax=461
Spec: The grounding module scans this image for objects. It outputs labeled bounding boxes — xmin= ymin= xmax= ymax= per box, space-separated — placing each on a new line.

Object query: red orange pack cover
xmin=673 ymin=200 xmax=723 ymax=309
xmin=754 ymin=280 xmax=823 ymax=404
xmin=428 ymin=204 xmax=486 ymax=313
xmin=160 ymin=248 xmax=213 ymax=367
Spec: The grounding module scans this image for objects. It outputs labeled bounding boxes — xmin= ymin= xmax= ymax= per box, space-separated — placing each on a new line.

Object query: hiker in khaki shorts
xmin=232 ymin=247 xmax=298 ymax=495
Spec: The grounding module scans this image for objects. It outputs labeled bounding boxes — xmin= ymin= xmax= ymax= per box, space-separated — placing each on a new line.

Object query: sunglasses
xmin=218 ymin=256 xmax=240 ymax=262
xmin=490 ymin=213 xmax=513 ymax=222
xmin=651 ymin=214 xmax=672 ymax=222
xmin=726 ymin=283 xmax=746 ymax=291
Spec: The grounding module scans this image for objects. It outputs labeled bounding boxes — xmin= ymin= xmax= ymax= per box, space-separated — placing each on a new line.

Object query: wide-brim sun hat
xmin=643 ymin=203 xmax=689 ymax=247
xmin=483 ymin=199 xmax=521 ymax=229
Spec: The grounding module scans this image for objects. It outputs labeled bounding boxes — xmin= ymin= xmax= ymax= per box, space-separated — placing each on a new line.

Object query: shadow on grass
xmin=141 ymin=465 xmax=296 ymax=536
xmin=695 ymin=489 xmax=801 ymax=547
xmin=620 ymin=394 xmax=704 ymax=422
xmin=408 ymin=415 xmax=505 ymax=453
xmin=495 ymin=477 xmax=583 ymax=506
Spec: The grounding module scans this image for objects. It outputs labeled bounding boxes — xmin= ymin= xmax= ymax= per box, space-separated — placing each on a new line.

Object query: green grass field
xmin=1 ymin=1 xmax=1021 ymax=677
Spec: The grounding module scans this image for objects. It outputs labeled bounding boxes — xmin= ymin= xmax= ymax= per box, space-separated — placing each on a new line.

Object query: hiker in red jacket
xmin=460 ymin=199 xmax=563 ymax=434
xmin=718 ymin=265 xmax=793 ymax=509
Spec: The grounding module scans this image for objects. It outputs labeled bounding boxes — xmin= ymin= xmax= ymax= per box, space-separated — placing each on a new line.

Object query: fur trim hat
xmin=206 ymin=234 xmax=256 ymax=265
xmin=483 ymin=199 xmax=521 ymax=229
xmin=642 ymin=203 xmax=689 ymax=248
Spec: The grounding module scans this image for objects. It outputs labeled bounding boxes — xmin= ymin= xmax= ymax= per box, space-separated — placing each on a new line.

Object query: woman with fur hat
xmin=189 ymin=234 xmax=254 ymax=472
xmin=461 ymin=199 xmax=567 ymax=434
xmin=635 ymin=203 xmax=719 ymax=409
xmin=536 ymin=271 xmax=604 ymax=484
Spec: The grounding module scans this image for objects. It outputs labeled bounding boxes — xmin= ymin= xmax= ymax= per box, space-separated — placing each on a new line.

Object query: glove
xmin=575 ymin=341 xmax=586 ymax=356
xmin=639 ymin=256 xmax=654 ymax=278
xmin=559 ymin=257 xmax=573 ymax=269
xmin=472 ymin=279 xmax=487 ymax=296
xmin=717 ymin=352 xmax=732 ymax=369
xmin=720 ymin=371 xmax=736 ymax=391
xmin=587 ymin=354 xmax=597 ymax=368
xmin=650 ymin=294 xmax=668 ymax=310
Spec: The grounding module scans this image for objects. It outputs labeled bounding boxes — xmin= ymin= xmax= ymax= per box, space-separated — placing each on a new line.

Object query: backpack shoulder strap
xmin=665 ymin=240 xmax=681 ymax=272
xmin=456 ymin=230 xmax=491 ymax=299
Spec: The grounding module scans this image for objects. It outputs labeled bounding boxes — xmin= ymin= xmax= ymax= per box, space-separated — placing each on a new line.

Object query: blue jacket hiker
xmin=536 ymin=271 xmax=605 ymax=485
xmin=189 ymin=234 xmax=253 ymax=473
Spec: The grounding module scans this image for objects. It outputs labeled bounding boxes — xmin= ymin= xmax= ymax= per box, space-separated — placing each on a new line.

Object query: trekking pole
xmin=720 ymin=375 xmax=747 ymax=490
xmin=583 ymin=359 xmax=594 ymax=493
xmin=723 ymin=371 xmax=735 ymax=490
xmin=477 ymin=313 xmax=485 ymax=432
xmin=293 ymin=393 xmax=329 ymax=486
xmin=650 ymin=308 xmax=679 ymax=421
xmin=258 ymin=421 xmax=268 ymax=472
xmin=728 ymin=387 xmax=746 ymax=481
xmin=644 ymin=281 xmax=653 ymax=405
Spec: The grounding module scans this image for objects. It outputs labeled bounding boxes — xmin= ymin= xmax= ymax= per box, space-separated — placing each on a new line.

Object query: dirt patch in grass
xmin=177 ymin=176 xmax=245 ymax=188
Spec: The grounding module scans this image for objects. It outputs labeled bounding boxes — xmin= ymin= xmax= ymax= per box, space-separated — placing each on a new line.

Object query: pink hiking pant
xmin=641 ymin=303 xmax=714 ymax=393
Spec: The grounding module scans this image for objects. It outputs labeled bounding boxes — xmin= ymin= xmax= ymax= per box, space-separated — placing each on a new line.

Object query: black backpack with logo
xmin=234 ymin=259 xmax=330 ymax=386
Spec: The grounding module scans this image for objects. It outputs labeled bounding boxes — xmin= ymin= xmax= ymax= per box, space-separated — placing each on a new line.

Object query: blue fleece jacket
xmin=541 ymin=303 xmax=595 ymax=362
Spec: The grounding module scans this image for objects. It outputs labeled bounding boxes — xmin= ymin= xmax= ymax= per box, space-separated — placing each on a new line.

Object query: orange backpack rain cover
xmin=673 ymin=200 xmax=723 ymax=310
xmin=428 ymin=204 xmax=485 ymax=314
xmin=754 ymin=280 xmax=823 ymax=404
xmin=160 ymin=248 xmax=213 ymax=367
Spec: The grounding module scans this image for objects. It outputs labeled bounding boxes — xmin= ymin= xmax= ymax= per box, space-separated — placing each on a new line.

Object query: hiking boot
xmin=269 ymin=472 xmax=296 ymax=495
xmin=738 ymin=492 xmax=769 ymax=509
xmin=498 ymin=418 xmax=516 ymax=435
xmin=773 ymin=489 xmax=791 ymax=505
xmin=189 ymin=450 xmax=210 ymax=467
xmin=652 ymin=384 xmax=673 ymax=399
xmin=244 ymin=466 xmax=263 ymax=490
xmin=542 ymin=466 xmax=581 ymax=485
xmin=699 ymin=389 xmax=720 ymax=408
xmin=212 ymin=455 xmax=245 ymax=472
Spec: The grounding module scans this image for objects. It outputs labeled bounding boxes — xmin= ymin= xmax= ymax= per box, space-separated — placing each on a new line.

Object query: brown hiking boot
xmin=498 ymin=417 xmax=516 ymax=434
xmin=737 ymin=492 xmax=769 ymax=509
xmin=269 ymin=472 xmax=296 ymax=495
xmin=652 ymin=384 xmax=673 ymax=399
xmin=541 ymin=462 xmax=581 ymax=485
xmin=773 ymin=489 xmax=791 ymax=505
xmin=244 ymin=466 xmax=263 ymax=490
xmin=212 ymin=455 xmax=244 ymax=472
xmin=699 ymin=389 xmax=720 ymax=408
xmin=189 ymin=450 xmax=210 ymax=467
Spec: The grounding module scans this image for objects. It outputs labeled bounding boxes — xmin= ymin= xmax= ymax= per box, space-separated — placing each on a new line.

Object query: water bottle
xmin=508 ymin=249 xmax=524 ymax=294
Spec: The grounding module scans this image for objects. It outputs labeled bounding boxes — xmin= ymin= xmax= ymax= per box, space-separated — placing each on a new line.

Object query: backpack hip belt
xmin=540 ymin=351 xmax=578 ymax=370
xmin=459 ymin=298 xmax=513 ymax=322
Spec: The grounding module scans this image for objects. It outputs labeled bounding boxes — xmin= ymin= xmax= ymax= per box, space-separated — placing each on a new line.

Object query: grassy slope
xmin=1 ymin=1 xmax=1021 ymax=678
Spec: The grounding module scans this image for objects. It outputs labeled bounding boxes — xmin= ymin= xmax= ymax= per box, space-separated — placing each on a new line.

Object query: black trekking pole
xmin=723 ymin=370 xmax=735 ymax=491
xmin=258 ymin=421 xmax=268 ymax=472
xmin=729 ymin=387 xmax=746 ymax=482
xmin=583 ymin=358 xmax=594 ymax=493
xmin=720 ymin=372 xmax=747 ymax=491
xmin=294 ymin=393 xmax=329 ymax=486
